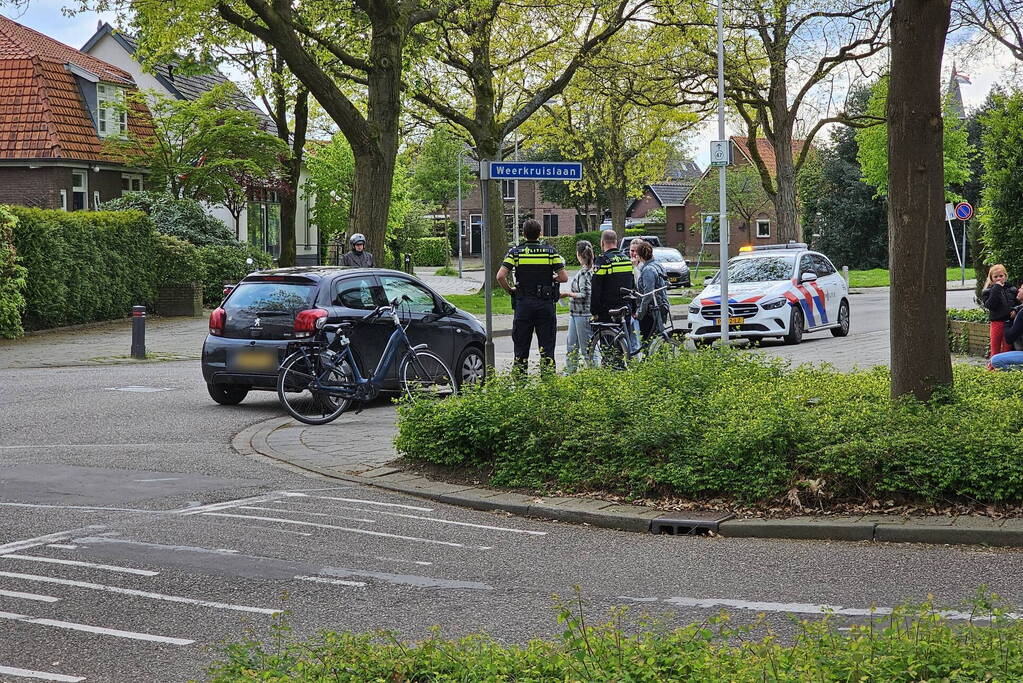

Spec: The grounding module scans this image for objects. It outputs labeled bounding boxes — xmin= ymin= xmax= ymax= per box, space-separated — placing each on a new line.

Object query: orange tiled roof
xmin=0 ymin=15 xmax=152 ymax=163
xmin=731 ymin=136 xmax=808 ymax=176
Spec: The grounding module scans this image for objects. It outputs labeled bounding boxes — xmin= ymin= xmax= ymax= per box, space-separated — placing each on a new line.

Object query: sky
xmin=5 ymin=4 xmax=1020 ymax=169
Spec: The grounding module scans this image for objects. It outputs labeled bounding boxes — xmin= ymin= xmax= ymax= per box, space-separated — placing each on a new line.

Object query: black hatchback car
xmin=201 ymin=267 xmax=487 ymax=405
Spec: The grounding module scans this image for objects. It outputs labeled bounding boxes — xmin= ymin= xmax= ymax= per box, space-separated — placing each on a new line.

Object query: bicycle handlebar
xmin=618 ymin=285 xmax=668 ymax=299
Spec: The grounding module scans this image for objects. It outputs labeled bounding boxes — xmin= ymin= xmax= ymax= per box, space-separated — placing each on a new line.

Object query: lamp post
xmin=715 ymin=0 xmax=730 ymax=344
xmin=457 ymin=154 xmax=464 ymax=278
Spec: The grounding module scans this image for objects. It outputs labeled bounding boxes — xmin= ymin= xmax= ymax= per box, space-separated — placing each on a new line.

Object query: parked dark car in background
xmin=201 ymin=267 xmax=487 ymax=405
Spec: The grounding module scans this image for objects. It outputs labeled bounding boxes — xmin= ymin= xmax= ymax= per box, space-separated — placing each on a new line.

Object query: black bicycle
xmin=588 ymin=286 xmax=685 ymax=370
xmin=276 ymin=296 xmax=457 ymax=424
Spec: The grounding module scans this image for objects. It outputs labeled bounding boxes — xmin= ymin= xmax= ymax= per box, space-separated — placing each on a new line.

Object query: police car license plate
xmin=712 ymin=317 xmax=745 ymax=326
xmin=232 ymin=348 xmax=277 ymax=371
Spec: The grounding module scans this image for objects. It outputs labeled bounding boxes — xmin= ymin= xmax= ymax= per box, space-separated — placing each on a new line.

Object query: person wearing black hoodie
xmin=982 ymin=264 xmax=1017 ymax=359
xmin=990 ymin=286 xmax=1023 ymax=370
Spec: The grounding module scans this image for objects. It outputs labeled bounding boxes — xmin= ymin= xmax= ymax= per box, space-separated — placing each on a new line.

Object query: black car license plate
xmin=231 ymin=348 xmax=278 ymax=372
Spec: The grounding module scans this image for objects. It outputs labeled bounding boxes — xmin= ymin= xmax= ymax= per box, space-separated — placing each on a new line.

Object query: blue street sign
xmin=488 ymin=161 xmax=582 ymax=181
xmin=954 ymin=202 xmax=974 ymax=221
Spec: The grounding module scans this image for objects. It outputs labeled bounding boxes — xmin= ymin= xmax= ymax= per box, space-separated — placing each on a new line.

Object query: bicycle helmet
xmin=349 ymin=233 xmax=366 ymax=247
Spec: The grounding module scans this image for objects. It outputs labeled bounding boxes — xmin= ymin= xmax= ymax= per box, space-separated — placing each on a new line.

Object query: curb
xmin=235 ymin=418 xmax=1023 ymax=548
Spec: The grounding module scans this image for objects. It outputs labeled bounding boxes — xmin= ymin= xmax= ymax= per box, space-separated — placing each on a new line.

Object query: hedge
xmin=411 ymin=237 xmax=450 ymax=267
xmin=396 ymin=351 xmax=1023 ymax=506
xmin=197 ymin=243 xmax=274 ymax=306
xmin=151 ymin=233 xmax=203 ymax=287
xmin=544 ymin=227 xmax=658 ymax=263
xmin=0 ymin=205 xmax=27 ymax=338
xmin=102 ymin=191 xmax=236 ymax=246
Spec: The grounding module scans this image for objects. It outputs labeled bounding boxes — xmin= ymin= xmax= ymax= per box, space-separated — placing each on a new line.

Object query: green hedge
xmin=544 ymin=227 xmax=657 ymax=263
xmin=396 ymin=351 xmax=1023 ymax=505
xmin=0 ymin=205 xmax=27 ymax=338
xmin=11 ymin=207 xmax=158 ymax=330
xmin=411 ymin=237 xmax=450 ymax=267
xmin=197 ymin=244 xmax=273 ymax=306
xmin=151 ymin=233 xmax=203 ymax=287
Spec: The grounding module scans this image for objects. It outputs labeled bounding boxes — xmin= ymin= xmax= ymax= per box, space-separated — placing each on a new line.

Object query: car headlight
xmin=688 ymin=303 xmax=701 ymax=314
xmin=761 ymin=298 xmax=787 ymax=310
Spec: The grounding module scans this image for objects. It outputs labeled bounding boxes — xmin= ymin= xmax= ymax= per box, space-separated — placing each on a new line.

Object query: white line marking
xmin=0 ymin=589 xmax=60 ymax=603
xmin=0 ymin=442 xmax=199 ymax=450
xmin=134 ymin=478 xmax=180 ymax=482
xmin=0 ymin=571 xmax=280 ymax=615
xmin=0 ymin=503 xmax=153 ymax=513
xmin=0 ymin=527 xmax=106 ymax=555
xmin=281 ymin=492 xmax=433 ymax=512
xmin=71 ymin=537 xmax=239 ymax=555
xmin=0 ymin=610 xmax=193 ymax=645
xmin=376 ymin=556 xmax=432 ymax=566
xmin=239 ymin=506 xmax=375 ymax=524
xmin=45 ymin=545 xmax=78 ymax=550
xmin=328 ymin=504 xmax=546 ymax=535
xmin=202 ymin=512 xmax=476 ymax=548
xmin=653 ymin=596 xmax=1022 ymax=621
xmin=294 ymin=575 xmax=367 ymax=587
xmin=174 ymin=492 xmax=287 ymax=516
xmin=0 ymin=664 xmax=85 ymax=682
xmin=0 ymin=554 xmax=158 ymax=577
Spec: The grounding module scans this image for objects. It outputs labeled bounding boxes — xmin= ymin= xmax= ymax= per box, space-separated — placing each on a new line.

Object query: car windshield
xmin=708 ymin=256 xmax=795 ymax=284
xmin=653 ymin=248 xmax=684 ymax=263
xmin=225 ymin=282 xmax=317 ymax=314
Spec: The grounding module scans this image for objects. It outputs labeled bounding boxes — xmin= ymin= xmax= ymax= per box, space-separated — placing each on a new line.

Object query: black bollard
xmin=131 ymin=305 xmax=146 ymax=359
xmin=404 ymin=253 xmax=413 ymax=275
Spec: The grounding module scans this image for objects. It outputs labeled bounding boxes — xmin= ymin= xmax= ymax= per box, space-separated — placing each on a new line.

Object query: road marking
xmin=174 ymin=492 xmax=288 ymax=516
xmin=376 ymin=556 xmax=432 ymax=566
xmin=239 ymin=506 xmax=375 ymax=524
xmin=0 ymin=665 xmax=85 ymax=681
xmin=45 ymin=545 xmax=78 ymax=550
xmin=105 ymin=386 xmax=174 ymax=393
xmin=641 ymin=596 xmax=1022 ymax=621
xmin=281 ymin=492 xmax=433 ymax=512
xmin=202 ymin=512 xmax=477 ymax=549
xmin=294 ymin=575 xmax=367 ymax=587
xmin=0 ymin=527 xmax=106 ymax=555
xmin=327 ymin=504 xmax=547 ymax=535
xmin=0 ymin=610 xmax=193 ymax=645
xmin=0 ymin=442 xmax=201 ymax=450
xmin=0 ymin=554 xmax=159 ymax=577
xmin=72 ymin=537 xmax=239 ymax=556
xmin=0 ymin=571 xmax=281 ymax=615
xmin=0 ymin=503 xmax=154 ymax=513
xmin=0 ymin=589 xmax=60 ymax=603
xmin=134 ymin=478 xmax=181 ymax=482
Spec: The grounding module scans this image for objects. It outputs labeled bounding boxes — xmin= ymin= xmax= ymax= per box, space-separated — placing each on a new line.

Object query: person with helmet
xmin=497 ymin=218 xmax=567 ymax=374
xmin=342 ymin=233 xmax=375 ymax=267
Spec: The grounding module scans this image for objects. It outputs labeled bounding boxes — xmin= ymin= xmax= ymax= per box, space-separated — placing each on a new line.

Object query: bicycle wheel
xmin=647 ymin=331 xmax=685 ymax=359
xmin=277 ymin=351 xmax=353 ymax=425
xmin=590 ymin=327 xmax=629 ymax=370
xmin=400 ymin=349 xmax=458 ymax=400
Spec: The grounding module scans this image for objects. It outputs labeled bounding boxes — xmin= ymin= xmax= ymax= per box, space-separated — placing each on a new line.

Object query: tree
xmin=887 ymin=0 xmax=953 ymax=402
xmin=686 ymin=164 xmax=771 ymax=240
xmin=102 ymin=191 xmax=236 ymax=245
xmin=410 ymin=126 xmax=476 ymax=212
xmin=979 ymin=91 xmax=1023 ymax=281
xmin=856 ymin=76 xmax=974 ymax=198
xmin=304 ymin=134 xmax=356 ymax=246
xmin=956 ymin=0 xmax=1023 ymax=62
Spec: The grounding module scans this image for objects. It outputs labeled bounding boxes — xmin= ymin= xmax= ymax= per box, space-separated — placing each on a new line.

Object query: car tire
xmin=207 ymin=383 xmax=248 ymax=405
xmin=783 ymin=305 xmax=804 ymax=345
xmin=831 ymin=299 xmax=851 ymax=337
xmin=455 ymin=345 xmax=486 ymax=388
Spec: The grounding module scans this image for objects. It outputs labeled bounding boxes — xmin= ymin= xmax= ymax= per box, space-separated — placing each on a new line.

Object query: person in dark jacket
xmin=341 ymin=233 xmax=375 ymax=268
xmin=590 ymin=229 xmax=634 ymax=322
xmin=990 ymin=286 xmax=1023 ymax=369
xmin=982 ymin=264 xmax=1016 ymax=358
xmin=633 ymin=240 xmax=670 ymax=343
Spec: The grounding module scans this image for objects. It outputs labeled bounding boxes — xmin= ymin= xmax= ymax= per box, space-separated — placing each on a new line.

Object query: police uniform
xmin=503 ymin=241 xmax=565 ymax=369
xmin=590 ymin=248 xmax=634 ymax=321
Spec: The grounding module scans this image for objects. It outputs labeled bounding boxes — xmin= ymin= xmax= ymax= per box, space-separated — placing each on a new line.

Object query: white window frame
xmin=97 ymin=84 xmax=127 ymax=138
xmin=121 ymin=173 xmax=143 ymax=194
xmin=501 ymin=179 xmax=516 ymax=201
xmin=71 ymin=170 xmax=88 ymax=211
xmin=92 ymin=190 xmax=101 ymax=210
xmin=59 ymin=189 xmax=68 ymax=211
xmin=700 ymin=213 xmax=720 ymax=244
xmin=756 ymin=218 xmax=771 ymax=239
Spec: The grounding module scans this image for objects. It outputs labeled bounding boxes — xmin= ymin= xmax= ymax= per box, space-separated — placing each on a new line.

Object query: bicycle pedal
xmin=353 ymin=401 xmax=364 ymax=415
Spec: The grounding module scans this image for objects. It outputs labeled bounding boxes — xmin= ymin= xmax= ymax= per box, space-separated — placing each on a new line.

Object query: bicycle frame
xmin=593 ymin=285 xmax=672 ymax=359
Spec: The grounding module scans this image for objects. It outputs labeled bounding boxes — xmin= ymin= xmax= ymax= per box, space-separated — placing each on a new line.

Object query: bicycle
xmin=276 ymin=296 xmax=457 ymax=425
xmin=588 ymin=286 xmax=686 ymax=370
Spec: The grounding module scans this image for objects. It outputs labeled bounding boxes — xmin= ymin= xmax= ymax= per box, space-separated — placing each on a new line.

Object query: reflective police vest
xmin=503 ymin=241 xmax=565 ymax=299
xmin=591 ymin=248 xmax=634 ymax=318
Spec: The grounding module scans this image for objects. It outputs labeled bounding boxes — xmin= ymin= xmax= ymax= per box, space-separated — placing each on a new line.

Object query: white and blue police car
xmin=687 ymin=243 xmax=850 ymax=345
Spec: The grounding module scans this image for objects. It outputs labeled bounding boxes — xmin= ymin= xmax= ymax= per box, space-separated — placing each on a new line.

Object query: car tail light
xmin=294 ymin=308 xmax=328 ymax=337
xmin=209 ymin=307 xmax=226 ymax=336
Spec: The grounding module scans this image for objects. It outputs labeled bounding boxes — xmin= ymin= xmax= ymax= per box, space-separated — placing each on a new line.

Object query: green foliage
xmin=857 ymin=75 xmax=974 ymax=199
xmin=151 ymin=233 xmax=203 ymax=286
xmin=980 ymin=90 xmax=1023 ymax=282
xmin=643 ymin=207 xmax=666 ymax=222
xmin=0 ymin=205 xmax=27 ymax=338
xmin=947 ymin=307 xmax=988 ymax=323
xmin=396 ymin=351 xmax=1023 ymax=505
xmin=947 ymin=308 xmax=988 ymax=354
xmin=687 ymin=165 xmax=771 ymax=232
xmin=304 ymin=135 xmax=356 ymax=242
xmin=410 ymin=126 xmax=475 ymax=209
xmin=210 ymin=594 xmax=1023 ymax=681
xmin=197 ymin=244 xmax=274 ymax=306
xmin=434 ymin=265 xmax=459 ymax=276
xmin=10 ymin=208 xmax=158 ymax=330
xmin=102 ymin=191 xmax=235 ymax=246
xmin=410 ymin=237 xmax=450 ymax=267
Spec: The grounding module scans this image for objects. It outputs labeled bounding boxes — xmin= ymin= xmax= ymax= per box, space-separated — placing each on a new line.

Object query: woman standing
xmin=982 ymin=264 xmax=1016 ymax=359
xmin=561 ymin=241 xmax=594 ymax=373
xmin=633 ymin=240 xmax=670 ymax=344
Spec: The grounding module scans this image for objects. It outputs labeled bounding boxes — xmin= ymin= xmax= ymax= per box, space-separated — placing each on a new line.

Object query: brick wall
xmin=0 ymin=167 xmax=69 ymax=209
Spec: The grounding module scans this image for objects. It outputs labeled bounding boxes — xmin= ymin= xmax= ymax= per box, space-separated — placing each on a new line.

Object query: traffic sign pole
xmin=480 ymin=160 xmax=495 ymax=368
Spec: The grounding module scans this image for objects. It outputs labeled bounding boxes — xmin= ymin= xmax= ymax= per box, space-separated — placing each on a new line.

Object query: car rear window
xmin=225 ymin=282 xmax=317 ymax=315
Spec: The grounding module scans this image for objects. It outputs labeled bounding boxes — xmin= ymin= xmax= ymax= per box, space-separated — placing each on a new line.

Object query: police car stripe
xmin=808 ymin=282 xmax=828 ymax=323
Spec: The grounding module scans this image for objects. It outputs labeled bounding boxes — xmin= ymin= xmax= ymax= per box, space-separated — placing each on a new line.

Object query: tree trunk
xmin=350 ymin=150 xmax=396 ymax=266
xmin=608 ymin=187 xmax=627 ymax=237
xmin=888 ymin=0 xmax=953 ymax=401
xmin=278 ymin=178 xmax=298 ymax=267
xmin=772 ymin=128 xmax=800 ymax=243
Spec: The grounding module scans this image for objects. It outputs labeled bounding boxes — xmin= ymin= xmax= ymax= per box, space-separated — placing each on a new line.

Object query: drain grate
xmin=650 ymin=512 xmax=734 ymax=536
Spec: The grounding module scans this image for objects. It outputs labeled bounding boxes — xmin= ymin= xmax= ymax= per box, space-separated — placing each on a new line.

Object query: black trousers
xmin=639 ymin=307 xmax=666 ymax=342
xmin=512 ymin=296 xmax=557 ymax=371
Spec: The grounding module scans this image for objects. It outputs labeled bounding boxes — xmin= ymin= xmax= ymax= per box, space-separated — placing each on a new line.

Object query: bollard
xmin=404 ymin=253 xmax=413 ymax=275
xmin=131 ymin=305 xmax=146 ymax=359
xmin=842 ymin=265 xmax=849 ymax=285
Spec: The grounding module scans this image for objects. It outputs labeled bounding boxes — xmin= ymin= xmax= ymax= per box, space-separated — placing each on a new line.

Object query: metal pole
xmin=946 ymin=219 xmax=963 ymax=271
xmin=457 ymin=156 xmax=464 ymax=278
xmin=513 ymin=137 xmax=520 ymax=245
xmin=961 ymin=220 xmax=967 ymax=285
xmin=481 ymin=161 xmax=495 ymax=367
xmin=717 ymin=0 xmax=729 ymax=344
xmin=130 ymin=305 xmax=146 ymax=359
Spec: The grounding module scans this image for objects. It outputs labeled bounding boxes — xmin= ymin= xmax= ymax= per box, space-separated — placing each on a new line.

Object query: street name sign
xmin=487 ymin=161 xmax=582 ymax=180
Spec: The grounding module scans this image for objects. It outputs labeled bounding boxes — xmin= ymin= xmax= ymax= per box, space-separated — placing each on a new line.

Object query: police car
xmin=687 ymin=243 xmax=850 ymax=345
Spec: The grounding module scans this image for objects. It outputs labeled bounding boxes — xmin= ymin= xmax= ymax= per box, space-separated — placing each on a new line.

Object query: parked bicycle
xmin=276 ymin=296 xmax=457 ymax=425
xmin=589 ymin=286 xmax=685 ymax=370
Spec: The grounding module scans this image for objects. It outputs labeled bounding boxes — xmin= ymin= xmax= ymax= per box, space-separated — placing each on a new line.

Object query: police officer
xmin=341 ymin=233 xmax=375 ymax=267
xmin=497 ymin=219 xmax=567 ymax=373
xmin=590 ymin=229 xmax=634 ymax=323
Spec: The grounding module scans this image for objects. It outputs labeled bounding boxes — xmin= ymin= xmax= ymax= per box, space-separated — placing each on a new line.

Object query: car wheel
xmin=456 ymin=346 xmax=486 ymax=388
xmin=831 ymin=299 xmax=850 ymax=337
xmin=207 ymin=383 xmax=249 ymax=405
xmin=783 ymin=305 xmax=804 ymax=345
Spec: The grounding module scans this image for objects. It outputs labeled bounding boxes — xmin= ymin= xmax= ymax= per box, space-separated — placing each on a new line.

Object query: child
xmin=981 ymin=264 xmax=1016 ymax=359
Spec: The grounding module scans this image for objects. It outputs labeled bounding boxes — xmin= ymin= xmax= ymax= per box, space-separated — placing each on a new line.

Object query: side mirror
xmin=441 ymin=302 xmax=457 ymax=316
xmin=800 ymin=271 xmax=818 ymax=283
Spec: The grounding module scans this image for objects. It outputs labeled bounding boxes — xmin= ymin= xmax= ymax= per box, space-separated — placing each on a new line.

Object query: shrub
xmin=151 ymin=233 xmax=203 ymax=287
xmin=411 ymin=237 xmax=450 ymax=267
xmin=102 ymin=191 xmax=235 ymax=246
xmin=197 ymin=244 xmax=273 ymax=306
xmin=0 ymin=205 xmax=27 ymax=338
xmin=11 ymin=207 xmax=158 ymax=330
xmin=396 ymin=351 xmax=1023 ymax=505
xmin=980 ymin=91 xmax=1023 ymax=281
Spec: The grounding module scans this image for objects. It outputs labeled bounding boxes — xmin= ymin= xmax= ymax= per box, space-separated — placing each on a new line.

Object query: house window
xmin=97 ymin=84 xmax=127 ymax=137
xmin=676 ymin=221 xmax=685 ymax=233
xmin=469 ymin=214 xmax=483 ymax=254
xmin=501 ymin=180 xmax=516 ymax=200
xmin=71 ymin=171 xmax=87 ymax=211
xmin=247 ymin=200 xmax=282 ymax=259
xmin=700 ymin=213 xmax=720 ymax=243
xmin=543 ymin=214 xmax=559 ymax=236
xmin=121 ymin=174 xmax=143 ymax=194
xmin=92 ymin=190 xmax=101 ymax=210
xmin=756 ymin=219 xmax=771 ymax=239
xmin=59 ymin=189 xmax=68 ymax=211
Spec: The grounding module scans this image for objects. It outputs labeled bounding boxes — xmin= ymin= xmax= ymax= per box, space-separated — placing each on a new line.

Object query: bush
xmin=197 ymin=244 xmax=273 ymax=306
xmin=102 ymin=191 xmax=235 ymax=246
xmin=151 ymin=233 xmax=203 ymax=287
xmin=11 ymin=207 xmax=158 ymax=330
xmin=980 ymin=91 xmax=1023 ymax=281
xmin=411 ymin=237 xmax=450 ymax=267
xmin=396 ymin=351 xmax=1023 ymax=505
xmin=0 ymin=205 xmax=27 ymax=338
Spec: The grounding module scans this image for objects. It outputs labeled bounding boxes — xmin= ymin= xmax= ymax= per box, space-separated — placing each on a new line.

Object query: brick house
xmin=0 ymin=16 xmax=153 ymax=211
xmin=665 ymin=136 xmax=807 ymax=262
xmin=627 ymin=160 xmax=702 ymax=221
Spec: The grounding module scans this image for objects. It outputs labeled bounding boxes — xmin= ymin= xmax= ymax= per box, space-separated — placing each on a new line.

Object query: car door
xmin=795 ymin=253 xmax=824 ymax=327
xmin=326 ymin=274 xmax=390 ymax=378
xmin=377 ymin=273 xmax=457 ymax=373
xmin=812 ymin=254 xmax=843 ymax=325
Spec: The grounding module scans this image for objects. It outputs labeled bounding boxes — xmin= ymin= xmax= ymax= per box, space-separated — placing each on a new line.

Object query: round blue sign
xmin=954 ymin=202 xmax=974 ymax=220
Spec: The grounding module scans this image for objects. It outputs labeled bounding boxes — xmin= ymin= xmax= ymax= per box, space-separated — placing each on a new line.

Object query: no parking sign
xmin=954 ymin=202 xmax=974 ymax=221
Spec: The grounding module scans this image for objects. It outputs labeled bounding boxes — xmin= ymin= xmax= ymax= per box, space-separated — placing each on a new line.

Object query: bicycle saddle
xmin=322 ymin=321 xmax=354 ymax=333
xmin=609 ymin=306 xmax=630 ymax=319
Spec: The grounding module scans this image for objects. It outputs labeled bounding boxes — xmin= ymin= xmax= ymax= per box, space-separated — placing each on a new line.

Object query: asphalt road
xmin=0 ymin=286 xmax=1007 ymax=683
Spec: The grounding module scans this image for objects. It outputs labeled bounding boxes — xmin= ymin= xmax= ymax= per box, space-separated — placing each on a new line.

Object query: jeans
xmin=628 ymin=317 xmax=641 ymax=353
xmin=990 ymin=351 xmax=1023 ymax=371
xmin=565 ymin=315 xmax=592 ymax=373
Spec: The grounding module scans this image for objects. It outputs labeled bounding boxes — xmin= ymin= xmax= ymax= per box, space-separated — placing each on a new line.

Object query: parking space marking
xmin=0 ymin=610 xmax=194 ymax=645
xmin=0 ymin=664 xmax=85 ymax=682
xmin=174 ymin=492 xmax=289 ymax=516
xmin=0 ymin=589 xmax=60 ymax=603
xmin=0 ymin=527 xmax=106 ymax=555
xmin=45 ymin=545 xmax=78 ymax=550
xmin=0 ymin=554 xmax=159 ymax=577
xmin=376 ymin=556 xmax=432 ymax=566
xmin=323 ymin=504 xmax=547 ymax=535
xmin=238 ymin=506 xmax=376 ymax=524
xmin=0 ymin=571 xmax=281 ymax=615
xmin=294 ymin=575 xmax=367 ymax=588
xmin=281 ymin=493 xmax=433 ymax=512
